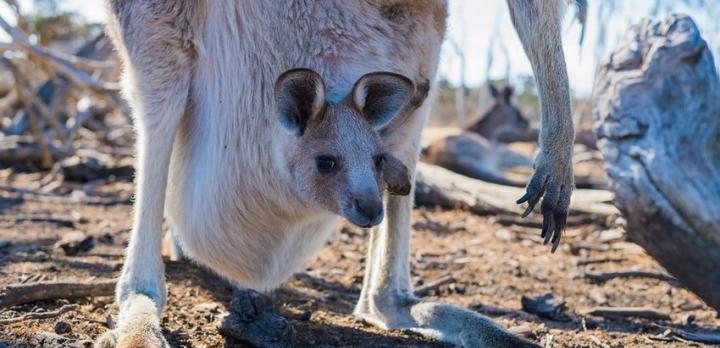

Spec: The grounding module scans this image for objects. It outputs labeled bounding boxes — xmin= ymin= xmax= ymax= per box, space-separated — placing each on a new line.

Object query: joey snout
xmin=346 ymin=190 xmax=384 ymax=228
xmin=343 ymin=154 xmax=409 ymax=227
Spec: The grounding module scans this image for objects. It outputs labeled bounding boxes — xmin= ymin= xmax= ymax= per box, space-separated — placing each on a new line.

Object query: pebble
xmin=97 ymin=233 xmax=114 ymax=245
xmin=54 ymin=321 xmax=72 ymax=334
xmin=55 ymin=231 xmax=94 ymax=256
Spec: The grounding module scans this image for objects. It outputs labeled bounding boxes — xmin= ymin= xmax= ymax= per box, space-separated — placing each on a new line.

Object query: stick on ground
xmin=0 ymin=280 xmax=116 ymax=308
xmin=585 ymin=306 xmax=671 ymax=321
xmin=0 ymin=304 xmax=78 ymax=324
xmin=415 ymin=275 xmax=454 ymax=297
xmin=583 ymin=271 xmax=679 ymax=284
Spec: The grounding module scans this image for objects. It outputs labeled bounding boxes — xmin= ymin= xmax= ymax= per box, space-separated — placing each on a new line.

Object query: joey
xmin=274 ymin=68 xmax=416 ymax=227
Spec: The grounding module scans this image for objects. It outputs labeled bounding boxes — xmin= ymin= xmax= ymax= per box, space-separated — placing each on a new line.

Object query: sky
xmin=8 ymin=0 xmax=719 ymax=98
xmin=438 ymin=0 xmax=720 ymax=97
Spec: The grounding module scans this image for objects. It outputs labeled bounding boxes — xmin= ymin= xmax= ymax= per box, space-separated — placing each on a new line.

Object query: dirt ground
xmin=1 ymin=167 xmax=719 ymax=348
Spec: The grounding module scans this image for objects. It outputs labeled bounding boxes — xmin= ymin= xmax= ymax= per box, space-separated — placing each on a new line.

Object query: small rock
xmin=520 ymin=239 xmax=534 ymax=247
xmin=521 ymin=293 xmax=567 ymax=321
xmin=589 ymin=288 xmax=608 ymax=305
xmin=97 ymin=233 xmax=114 ymax=245
xmin=55 ymin=231 xmax=94 ymax=256
xmin=685 ymin=314 xmax=696 ymax=326
xmin=509 ymin=324 xmax=536 ymax=339
xmin=611 ymin=242 xmax=645 ymax=254
xmin=298 ymin=309 xmax=312 ymax=321
xmin=194 ymin=302 xmax=220 ymax=313
xmin=71 ymin=211 xmax=89 ymax=224
xmin=598 ymin=228 xmax=625 ymax=243
xmin=495 ymin=229 xmax=515 ymax=241
xmin=219 ymin=290 xmax=293 ymax=348
xmin=54 ymin=321 xmax=72 ymax=334
xmin=0 ymin=240 xmax=11 ymax=249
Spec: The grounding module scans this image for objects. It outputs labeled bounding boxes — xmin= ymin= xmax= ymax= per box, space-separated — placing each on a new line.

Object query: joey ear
xmin=352 ymin=72 xmax=414 ymax=129
xmin=382 ymin=154 xmax=411 ymax=196
xmin=503 ymin=86 xmax=514 ymax=103
xmin=274 ymin=68 xmax=326 ymax=136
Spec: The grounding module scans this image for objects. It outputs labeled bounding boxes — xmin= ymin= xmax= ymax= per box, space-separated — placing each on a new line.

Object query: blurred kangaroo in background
xmin=467 ymin=84 xmax=531 ymax=141
xmin=99 ymin=1 xmax=576 ymax=347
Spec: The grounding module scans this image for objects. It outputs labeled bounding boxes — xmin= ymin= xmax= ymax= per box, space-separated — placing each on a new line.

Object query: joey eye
xmin=374 ymin=154 xmax=385 ymax=170
xmin=316 ymin=155 xmax=337 ymax=174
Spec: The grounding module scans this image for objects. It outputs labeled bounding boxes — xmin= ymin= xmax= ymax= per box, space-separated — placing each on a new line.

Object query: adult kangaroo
xmin=99 ymin=1 xmax=575 ymax=347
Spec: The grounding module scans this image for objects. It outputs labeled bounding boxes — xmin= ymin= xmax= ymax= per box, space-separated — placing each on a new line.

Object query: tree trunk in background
xmin=593 ymin=15 xmax=720 ymax=311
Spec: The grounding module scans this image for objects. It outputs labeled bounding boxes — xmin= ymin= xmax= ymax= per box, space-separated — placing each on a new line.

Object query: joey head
xmin=275 ymin=69 xmax=414 ymax=228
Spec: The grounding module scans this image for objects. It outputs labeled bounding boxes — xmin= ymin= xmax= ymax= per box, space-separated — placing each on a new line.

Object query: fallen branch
xmin=0 ymin=280 xmax=116 ymax=308
xmin=0 ymin=185 xmax=132 ymax=206
xmin=415 ymin=275 xmax=454 ymax=297
xmin=674 ymin=329 xmax=720 ymax=345
xmin=570 ymin=242 xmax=610 ymax=253
xmin=415 ymin=163 xmax=619 ymax=216
xmin=0 ymin=304 xmax=78 ymax=324
xmin=495 ymin=214 xmax=605 ymax=229
xmin=585 ymin=306 xmax=671 ymax=321
xmin=574 ymin=257 xmax=626 ymax=266
xmin=583 ymin=271 xmax=679 ymax=284
xmin=0 ymin=214 xmax=75 ymax=228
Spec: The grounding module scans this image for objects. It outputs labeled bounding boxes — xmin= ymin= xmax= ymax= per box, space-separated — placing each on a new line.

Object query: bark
xmin=593 ymin=15 xmax=720 ymax=311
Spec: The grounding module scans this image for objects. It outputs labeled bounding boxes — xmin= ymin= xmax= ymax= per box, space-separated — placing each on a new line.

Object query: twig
xmin=574 ymin=257 xmax=627 ymax=266
xmin=0 ymin=280 xmax=116 ymax=308
xmin=674 ymin=328 xmax=720 ymax=344
xmin=570 ymin=242 xmax=611 ymax=252
xmin=415 ymin=275 xmax=455 ymax=297
xmin=583 ymin=270 xmax=679 ymax=284
xmin=0 ymin=214 xmax=75 ymax=228
xmin=0 ymin=304 xmax=78 ymax=324
xmin=585 ymin=306 xmax=671 ymax=320
xmin=0 ymin=185 xmax=132 ymax=206
xmin=496 ymin=214 xmax=603 ymax=229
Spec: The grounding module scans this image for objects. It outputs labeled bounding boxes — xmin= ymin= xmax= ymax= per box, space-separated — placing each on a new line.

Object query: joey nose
xmin=354 ymin=198 xmax=383 ymax=227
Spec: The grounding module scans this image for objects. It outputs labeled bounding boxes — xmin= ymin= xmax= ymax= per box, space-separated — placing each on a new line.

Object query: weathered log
xmin=585 ymin=307 xmax=671 ymax=321
xmin=0 ymin=280 xmax=116 ymax=308
xmin=582 ymin=270 xmax=679 ymax=285
xmin=414 ymin=163 xmax=618 ymax=216
xmin=593 ymin=15 xmax=720 ymax=311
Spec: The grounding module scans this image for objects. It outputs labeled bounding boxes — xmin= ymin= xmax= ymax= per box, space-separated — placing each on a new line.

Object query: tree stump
xmin=593 ymin=14 xmax=720 ymax=311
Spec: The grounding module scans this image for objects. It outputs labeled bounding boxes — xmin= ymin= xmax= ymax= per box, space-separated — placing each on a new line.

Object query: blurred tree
xmin=25 ymin=0 xmax=92 ymax=46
